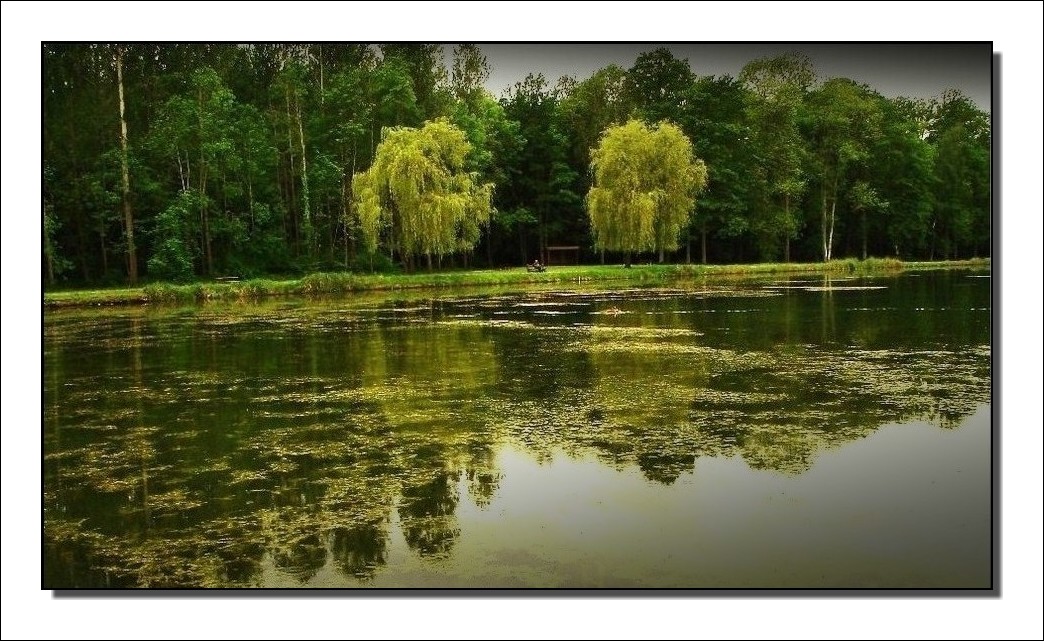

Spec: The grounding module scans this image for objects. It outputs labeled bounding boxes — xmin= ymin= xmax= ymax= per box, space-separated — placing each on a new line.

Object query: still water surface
xmin=43 ymin=271 xmax=991 ymax=588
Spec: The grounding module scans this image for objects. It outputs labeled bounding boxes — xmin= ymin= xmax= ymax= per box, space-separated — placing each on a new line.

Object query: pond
xmin=43 ymin=270 xmax=992 ymax=588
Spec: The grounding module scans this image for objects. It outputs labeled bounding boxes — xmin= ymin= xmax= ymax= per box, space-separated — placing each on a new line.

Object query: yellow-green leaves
xmin=352 ymin=118 xmax=493 ymax=265
xmin=587 ymin=120 xmax=707 ymax=258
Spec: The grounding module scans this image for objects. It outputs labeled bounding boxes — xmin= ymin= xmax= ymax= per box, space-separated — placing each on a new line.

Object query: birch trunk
xmin=116 ymin=48 xmax=138 ymax=283
xmin=295 ymin=89 xmax=312 ymax=250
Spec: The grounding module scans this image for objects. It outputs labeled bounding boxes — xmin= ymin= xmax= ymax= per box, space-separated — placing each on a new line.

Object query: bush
xmin=147 ymin=239 xmax=195 ymax=282
xmin=299 ymin=272 xmax=357 ymax=295
xmin=143 ymin=283 xmax=192 ymax=303
xmin=350 ymin=250 xmax=400 ymax=274
xmin=148 ymin=191 xmax=202 ymax=283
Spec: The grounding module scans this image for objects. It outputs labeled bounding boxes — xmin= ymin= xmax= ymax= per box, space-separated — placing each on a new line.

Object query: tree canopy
xmin=352 ymin=118 xmax=493 ymax=270
xmin=587 ymin=120 xmax=708 ymax=264
xmin=41 ymin=43 xmax=991 ymax=285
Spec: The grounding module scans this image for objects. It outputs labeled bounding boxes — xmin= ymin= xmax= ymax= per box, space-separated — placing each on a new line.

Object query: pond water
xmin=43 ymin=270 xmax=992 ymax=588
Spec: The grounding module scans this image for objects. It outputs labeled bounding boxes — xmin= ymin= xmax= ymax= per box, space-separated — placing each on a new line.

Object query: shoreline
xmin=43 ymin=258 xmax=990 ymax=309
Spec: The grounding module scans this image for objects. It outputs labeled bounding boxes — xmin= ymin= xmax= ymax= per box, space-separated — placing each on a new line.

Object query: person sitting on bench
xmin=527 ymin=259 xmax=545 ymax=272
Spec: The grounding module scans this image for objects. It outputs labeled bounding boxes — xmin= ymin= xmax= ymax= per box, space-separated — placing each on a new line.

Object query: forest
xmin=42 ymin=43 xmax=991 ymax=286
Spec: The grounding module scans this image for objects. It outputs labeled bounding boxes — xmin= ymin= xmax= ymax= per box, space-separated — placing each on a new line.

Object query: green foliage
xmin=450 ymin=44 xmax=491 ymax=107
xmin=871 ymin=97 xmax=935 ymax=258
xmin=299 ymin=272 xmax=359 ymax=294
xmin=147 ymin=240 xmax=196 ymax=283
xmin=587 ymin=120 xmax=708 ymax=260
xmin=371 ymin=58 xmax=422 ymax=128
xmin=848 ymin=181 xmax=887 ymax=213
xmin=379 ymin=44 xmax=449 ymax=119
xmin=349 ymin=249 xmax=400 ymax=274
xmin=928 ymin=90 xmax=991 ymax=259
xmin=143 ymin=282 xmax=195 ymax=303
xmin=47 ymin=258 xmax=990 ymax=309
xmin=805 ymin=78 xmax=885 ymax=260
xmin=558 ymin=65 xmax=630 ymax=170
xmin=352 ymin=118 xmax=493 ymax=266
xmin=449 ymin=94 xmax=518 ymax=178
xmin=147 ymin=190 xmax=204 ymax=282
xmin=624 ymin=48 xmax=695 ymax=124
xmin=679 ymin=75 xmax=759 ymax=260
xmin=739 ymin=52 xmax=815 ymax=100
xmin=43 ymin=204 xmax=74 ymax=283
xmin=740 ymin=54 xmax=813 ymax=260
xmin=500 ymin=74 xmax=581 ymax=260
xmin=42 ymin=43 xmax=992 ymax=285
xmin=242 ymin=203 xmax=293 ymax=274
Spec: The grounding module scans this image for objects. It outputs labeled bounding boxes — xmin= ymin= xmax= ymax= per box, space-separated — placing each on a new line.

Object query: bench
xmin=526 ymin=265 xmax=547 ymax=273
xmin=215 ymin=276 xmax=241 ymax=283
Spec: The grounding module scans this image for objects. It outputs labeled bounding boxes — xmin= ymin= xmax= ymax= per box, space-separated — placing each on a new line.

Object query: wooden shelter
xmin=544 ymin=245 xmax=580 ymax=266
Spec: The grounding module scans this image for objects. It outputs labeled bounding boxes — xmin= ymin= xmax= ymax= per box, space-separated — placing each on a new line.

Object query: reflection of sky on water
xmin=263 ymin=405 xmax=989 ymax=588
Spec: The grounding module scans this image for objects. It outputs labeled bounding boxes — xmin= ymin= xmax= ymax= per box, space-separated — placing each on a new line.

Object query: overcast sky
xmin=444 ymin=43 xmax=992 ymax=110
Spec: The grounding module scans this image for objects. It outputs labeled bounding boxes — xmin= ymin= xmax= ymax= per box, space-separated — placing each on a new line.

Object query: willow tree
xmin=587 ymin=119 xmax=707 ymax=265
xmin=352 ymin=118 xmax=493 ymax=270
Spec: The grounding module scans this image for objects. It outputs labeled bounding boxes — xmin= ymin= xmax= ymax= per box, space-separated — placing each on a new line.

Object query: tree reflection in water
xmin=398 ymin=471 xmax=461 ymax=558
xmin=330 ymin=522 xmax=387 ymax=580
xmin=43 ymin=272 xmax=992 ymax=586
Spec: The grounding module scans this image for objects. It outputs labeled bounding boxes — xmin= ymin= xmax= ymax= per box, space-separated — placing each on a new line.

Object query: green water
xmin=43 ymin=270 xmax=992 ymax=588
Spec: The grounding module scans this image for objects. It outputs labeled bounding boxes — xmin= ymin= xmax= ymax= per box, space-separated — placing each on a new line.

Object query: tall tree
xmin=44 ymin=44 xmax=119 ymax=281
xmin=114 ymin=46 xmax=139 ymax=283
xmin=557 ymin=64 xmax=629 ymax=177
xmin=450 ymin=44 xmax=491 ymax=108
xmin=273 ymin=60 xmax=315 ymax=255
xmin=624 ymin=47 xmax=695 ymax=124
xmin=587 ymin=120 xmax=708 ymax=266
xmin=369 ymin=57 xmax=422 ymax=140
xmin=379 ymin=44 xmax=450 ymax=119
xmin=555 ymin=65 xmax=630 ymax=262
xmin=927 ymin=90 xmax=991 ymax=259
xmin=449 ymin=94 xmax=525 ymax=266
xmin=352 ymin=118 xmax=493 ymax=270
xmin=740 ymin=52 xmax=814 ymax=262
xmin=316 ymin=66 xmax=376 ymax=265
xmin=870 ymin=97 xmax=934 ymax=258
xmin=149 ymin=67 xmax=240 ymax=275
xmin=681 ymin=75 xmax=759 ymax=264
xmin=805 ymin=78 xmax=883 ymax=261
xmin=41 ymin=44 xmax=993 ymax=283
xmin=501 ymin=74 xmax=580 ymax=263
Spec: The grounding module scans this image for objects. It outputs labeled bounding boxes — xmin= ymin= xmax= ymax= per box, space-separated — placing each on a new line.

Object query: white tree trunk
xmin=827 ymin=198 xmax=836 ymax=261
xmin=116 ymin=48 xmax=137 ymax=283
xmin=296 ymin=90 xmax=311 ymax=248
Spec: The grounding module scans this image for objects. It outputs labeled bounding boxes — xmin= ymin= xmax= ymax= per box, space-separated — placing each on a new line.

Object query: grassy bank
xmin=43 ymin=257 xmax=990 ymax=308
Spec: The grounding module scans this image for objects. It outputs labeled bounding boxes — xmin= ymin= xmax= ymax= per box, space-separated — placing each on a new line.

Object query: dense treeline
xmin=42 ymin=44 xmax=990 ymax=285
